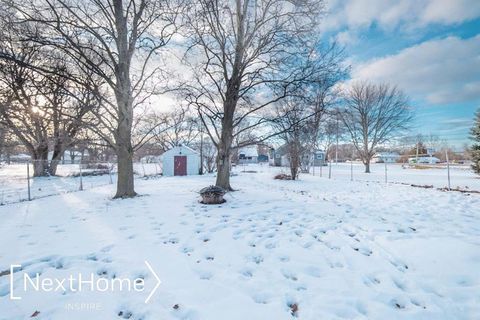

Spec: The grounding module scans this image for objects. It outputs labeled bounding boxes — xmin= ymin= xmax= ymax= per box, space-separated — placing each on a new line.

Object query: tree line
xmin=0 ymin=0 xmax=415 ymax=197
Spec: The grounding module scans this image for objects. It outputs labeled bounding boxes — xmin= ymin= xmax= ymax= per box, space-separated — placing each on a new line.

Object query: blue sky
xmin=321 ymin=0 xmax=480 ymax=147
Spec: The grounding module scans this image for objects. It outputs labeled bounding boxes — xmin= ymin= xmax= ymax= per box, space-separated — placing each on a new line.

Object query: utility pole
xmin=446 ymin=150 xmax=451 ymax=190
xmin=199 ymin=128 xmax=204 ymax=175
xmin=416 ymin=143 xmax=419 ymax=163
xmin=335 ymin=110 xmax=339 ymax=164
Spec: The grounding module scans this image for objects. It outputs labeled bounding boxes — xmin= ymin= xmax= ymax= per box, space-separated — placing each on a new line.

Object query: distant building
xmin=9 ymin=153 xmax=31 ymax=163
xmin=270 ymin=145 xmax=289 ymax=167
xmin=270 ymin=145 xmax=326 ymax=167
xmin=408 ymin=156 xmax=440 ymax=164
xmin=238 ymin=146 xmax=258 ymax=164
xmin=162 ymin=145 xmax=200 ymax=176
xmin=312 ymin=150 xmax=327 ymax=166
xmin=373 ymin=152 xmax=401 ymax=163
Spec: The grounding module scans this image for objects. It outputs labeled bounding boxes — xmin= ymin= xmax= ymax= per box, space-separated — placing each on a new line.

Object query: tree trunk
xmin=364 ymin=159 xmax=371 ymax=173
xmin=290 ymin=164 xmax=298 ymax=180
xmin=115 ymin=145 xmax=136 ymax=198
xmin=215 ymin=90 xmax=236 ymax=190
xmin=215 ymin=140 xmax=233 ymax=191
xmin=47 ymin=141 xmax=65 ymax=176
xmin=32 ymin=145 xmax=49 ymax=177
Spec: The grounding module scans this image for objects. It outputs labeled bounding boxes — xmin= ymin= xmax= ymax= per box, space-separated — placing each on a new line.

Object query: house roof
xmin=238 ymin=146 xmax=258 ymax=157
xmin=375 ymin=152 xmax=400 ymax=157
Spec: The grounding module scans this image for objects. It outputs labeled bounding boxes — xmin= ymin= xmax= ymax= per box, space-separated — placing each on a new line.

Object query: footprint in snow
xmin=281 ymin=269 xmax=298 ymax=281
xmin=240 ymin=268 xmax=254 ymax=278
xmin=389 ymin=259 xmax=409 ymax=272
xmin=251 ymin=292 xmax=272 ymax=304
xmin=304 ymin=266 xmax=321 ymax=278
xmin=362 ymin=274 xmax=381 ymax=287
xmin=352 ymin=246 xmax=373 ymax=256
xmin=247 ymin=254 xmax=264 ymax=264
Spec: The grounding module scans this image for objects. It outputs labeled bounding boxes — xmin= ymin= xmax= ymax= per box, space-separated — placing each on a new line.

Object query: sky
xmin=321 ymin=0 xmax=480 ymax=148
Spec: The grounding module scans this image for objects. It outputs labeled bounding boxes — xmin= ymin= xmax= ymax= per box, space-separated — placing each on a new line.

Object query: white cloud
xmin=334 ymin=30 xmax=358 ymax=45
xmin=350 ymin=35 xmax=480 ymax=104
xmin=322 ymin=0 xmax=480 ymax=32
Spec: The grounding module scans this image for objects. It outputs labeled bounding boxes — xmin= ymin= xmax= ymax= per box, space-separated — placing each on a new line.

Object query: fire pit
xmin=199 ymin=185 xmax=226 ymax=204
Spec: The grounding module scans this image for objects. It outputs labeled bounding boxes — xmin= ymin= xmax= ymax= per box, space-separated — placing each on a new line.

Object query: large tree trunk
xmin=115 ymin=144 xmax=136 ymax=198
xmin=47 ymin=140 xmax=66 ymax=176
xmin=215 ymin=139 xmax=233 ymax=191
xmin=364 ymin=159 xmax=371 ymax=173
xmin=113 ymin=95 xmax=136 ymax=198
xmin=215 ymin=86 xmax=237 ymax=190
xmin=32 ymin=145 xmax=49 ymax=177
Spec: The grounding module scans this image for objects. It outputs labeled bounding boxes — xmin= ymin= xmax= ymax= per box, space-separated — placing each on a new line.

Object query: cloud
xmin=322 ymin=0 xmax=480 ymax=32
xmin=439 ymin=118 xmax=474 ymax=130
xmin=334 ymin=30 xmax=358 ymax=46
xmin=350 ymin=35 xmax=480 ymax=104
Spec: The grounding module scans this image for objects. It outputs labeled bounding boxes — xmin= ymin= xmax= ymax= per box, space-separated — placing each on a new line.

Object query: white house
xmin=408 ymin=156 xmax=440 ymax=164
xmin=373 ymin=152 xmax=401 ymax=163
xmin=238 ymin=146 xmax=258 ymax=164
xmin=162 ymin=145 xmax=200 ymax=176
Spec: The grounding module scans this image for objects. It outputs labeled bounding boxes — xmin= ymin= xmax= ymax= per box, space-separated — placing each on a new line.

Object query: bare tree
xmin=340 ymin=82 xmax=413 ymax=173
xmin=184 ymin=0 xmax=325 ymax=190
xmin=149 ymin=106 xmax=200 ymax=151
xmin=0 ymin=23 xmax=97 ymax=176
xmin=273 ymin=98 xmax=315 ymax=179
xmin=3 ymin=0 xmax=181 ymax=197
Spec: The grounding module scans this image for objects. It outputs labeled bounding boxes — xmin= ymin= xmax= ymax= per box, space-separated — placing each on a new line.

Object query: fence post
xmin=384 ymin=161 xmax=388 ymax=183
xmin=79 ymin=163 xmax=83 ymax=191
xmin=108 ymin=163 xmax=113 ymax=184
xmin=350 ymin=161 xmax=353 ymax=181
xmin=446 ymin=150 xmax=451 ymax=190
xmin=320 ymin=162 xmax=323 ymax=177
xmin=328 ymin=160 xmax=332 ymax=179
xmin=141 ymin=162 xmax=146 ymax=177
xmin=27 ymin=161 xmax=31 ymax=201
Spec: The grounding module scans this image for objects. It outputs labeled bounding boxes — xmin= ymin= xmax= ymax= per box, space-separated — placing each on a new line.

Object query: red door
xmin=174 ymin=156 xmax=187 ymax=176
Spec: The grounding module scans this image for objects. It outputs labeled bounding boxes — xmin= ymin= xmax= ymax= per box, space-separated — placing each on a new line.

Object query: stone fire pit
xmin=199 ymin=185 xmax=226 ymax=204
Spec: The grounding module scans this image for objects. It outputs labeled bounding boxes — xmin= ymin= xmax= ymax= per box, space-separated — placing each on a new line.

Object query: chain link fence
xmin=307 ymin=160 xmax=478 ymax=192
xmin=0 ymin=160 xmax=162 ymax=205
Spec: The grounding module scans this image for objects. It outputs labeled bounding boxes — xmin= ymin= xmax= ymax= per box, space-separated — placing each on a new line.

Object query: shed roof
xmin=164 ymin=145 xmax=199 ymax=156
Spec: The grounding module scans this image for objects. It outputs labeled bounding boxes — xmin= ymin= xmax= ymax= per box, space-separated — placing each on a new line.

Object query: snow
xmin=310 ymin=162 xmax=480 ymax=191
xmin=0 ymin=163 xmax=161 ymax=205
xmin=0 ymin=165 xmax=479 ymax=319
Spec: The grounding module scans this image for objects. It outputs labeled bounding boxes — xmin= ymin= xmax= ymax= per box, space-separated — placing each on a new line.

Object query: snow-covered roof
xmin=238 ymin=146 xmax=258 ymax=157
xmin=164 ymin=145 xmax=199 ymax=156
xmin=374 ymin=152 xmax=400 ymax=157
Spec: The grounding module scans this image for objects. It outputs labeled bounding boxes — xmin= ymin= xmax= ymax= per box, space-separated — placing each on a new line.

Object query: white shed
xmin=162 ymin=145 xmax=200 ymax=176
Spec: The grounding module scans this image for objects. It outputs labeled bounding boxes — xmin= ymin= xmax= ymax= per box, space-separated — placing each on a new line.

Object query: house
xmin=373 ymin=152 xmax=400 ymax=163
xmin=9 ymin=153 xmax=31 ymax=163
xmin=408 ymin=156 xmax=440 ymax=164
xmin=162 ymin=145 xmax=200 ymax=176
xmin=312 ymin=150 xmax=327 ymax=166
xmin=270 ymin=145 xmax=326 ymax=167
xmin=238 ymin=146 xmax=258 ymax=164
xmin=270 ymin=145 xmax=288 ymax=166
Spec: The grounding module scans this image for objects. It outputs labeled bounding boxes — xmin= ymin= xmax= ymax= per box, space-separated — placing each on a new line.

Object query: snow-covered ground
xmin=1 ymin=165 xmax=479 ymax=319
xmin=302 ymin=162 xmax=480 ymax=191
xmin=0 ymin=163 xmax=161 ymax=205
